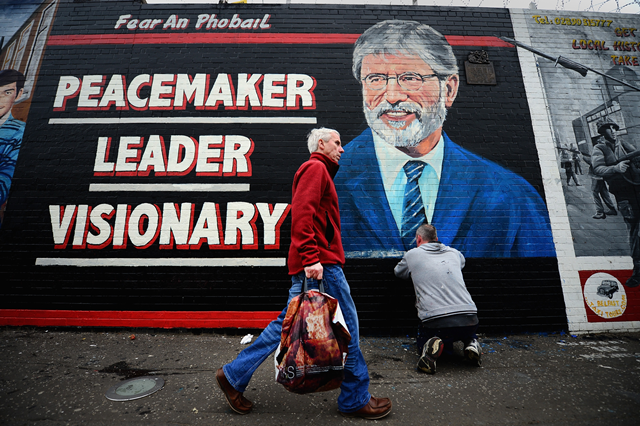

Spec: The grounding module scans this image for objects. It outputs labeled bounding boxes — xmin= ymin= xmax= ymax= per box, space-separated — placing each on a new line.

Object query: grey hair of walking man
xmin=394 ymin=224 xmax=481 ymax=374
xmin=216 ymin=127 xmax=392 ymax=419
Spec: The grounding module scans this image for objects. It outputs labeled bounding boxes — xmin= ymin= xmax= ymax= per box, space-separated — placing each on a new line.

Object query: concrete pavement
xmin=1 ymin=327 xmax=639 ymax=425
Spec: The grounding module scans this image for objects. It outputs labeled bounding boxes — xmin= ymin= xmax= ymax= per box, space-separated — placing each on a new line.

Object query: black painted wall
xmin=0 ymin=1 xmax=566 ymax=334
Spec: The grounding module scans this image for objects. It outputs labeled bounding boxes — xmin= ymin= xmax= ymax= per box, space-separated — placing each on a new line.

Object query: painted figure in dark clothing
xmin=559 ymin=144 xmax=580 ymax=186
xmin=592 ymin=118 xmax=640 ymax=287
xmin=572 ymin=144 xmax=583 ymax=175
xmin=583 ymin=137 xmax=617 ymax=220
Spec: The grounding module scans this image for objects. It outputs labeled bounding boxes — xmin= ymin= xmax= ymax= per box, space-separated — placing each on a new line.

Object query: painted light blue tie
xmin=401 ymin=160 xmax=427 ymax=250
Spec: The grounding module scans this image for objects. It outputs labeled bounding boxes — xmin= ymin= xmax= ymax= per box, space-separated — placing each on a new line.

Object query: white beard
xmin=364 ymin=93 xmax=447 ymax=148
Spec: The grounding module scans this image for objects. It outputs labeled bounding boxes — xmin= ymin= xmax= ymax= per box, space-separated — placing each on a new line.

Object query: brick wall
xmin=0 ymin=0 xmax=636 ymax=334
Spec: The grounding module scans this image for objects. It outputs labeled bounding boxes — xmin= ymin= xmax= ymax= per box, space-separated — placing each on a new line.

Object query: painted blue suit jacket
xmin=334 ymin=129 xmax=555 ymax=258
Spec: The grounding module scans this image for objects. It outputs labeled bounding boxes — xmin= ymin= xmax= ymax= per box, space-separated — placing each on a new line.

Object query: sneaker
xmin=464 ymin=339 xmax=482 ymax=367
xmin=417 ymin=337 xmax=443 ymax=374
xmin=592 ymin=212 xmax=606 ymax=219
xmin=605 ymin=209 xmax=617 ymax=216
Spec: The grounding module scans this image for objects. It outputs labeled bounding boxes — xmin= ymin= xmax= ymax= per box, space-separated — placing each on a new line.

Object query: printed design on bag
xmin=275 ymin=289 xmax=351 ymax=394
xmin=305 ymin=303 xmax=330 ymax=340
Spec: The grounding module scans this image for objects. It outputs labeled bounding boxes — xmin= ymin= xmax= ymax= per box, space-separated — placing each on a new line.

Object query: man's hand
xmin=615 ymin=160 xmax=630 ymax=174
xmin=304 ymin=263 xmax=323 ymax=280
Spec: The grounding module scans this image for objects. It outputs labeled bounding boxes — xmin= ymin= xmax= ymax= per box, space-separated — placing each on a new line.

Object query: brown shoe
xmin=216 ymin=367 xmax=253 ymax=414
xmin=340 ymin=396 xmax=392 ymax=420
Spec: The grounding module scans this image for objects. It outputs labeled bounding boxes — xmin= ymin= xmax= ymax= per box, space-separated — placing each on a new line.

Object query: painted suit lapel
xmin=431 ymin=133 xmax=477 ymax=248
xmin=339 ymin=129 xmax=403 ymax=250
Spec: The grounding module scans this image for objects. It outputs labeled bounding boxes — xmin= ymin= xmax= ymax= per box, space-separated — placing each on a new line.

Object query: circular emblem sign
xmin=583 ymin=272 xmax=627 ymax=319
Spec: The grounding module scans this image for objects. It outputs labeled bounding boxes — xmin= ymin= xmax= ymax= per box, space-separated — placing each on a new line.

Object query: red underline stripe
xmin=0 ymin=309 xmax=280 ymax=329
xmin=47 ymin=33 xmax=361 ymax=45
xmin=446 ymin=35 xmax=514 ymax=47
xmin=47 ymin=33 xmax=513 ymax=47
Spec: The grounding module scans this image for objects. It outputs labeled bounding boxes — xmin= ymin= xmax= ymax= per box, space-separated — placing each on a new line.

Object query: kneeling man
xmin=394 ymin=224 xmax=481 ymax=374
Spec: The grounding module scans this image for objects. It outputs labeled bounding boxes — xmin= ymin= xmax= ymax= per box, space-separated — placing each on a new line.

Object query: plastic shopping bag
xmin=274 ymin=278 xmax=351 ymax=394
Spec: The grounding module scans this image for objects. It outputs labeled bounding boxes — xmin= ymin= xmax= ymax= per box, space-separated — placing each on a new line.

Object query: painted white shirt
xmin=372 ymin=132 xmax=443 ymax=228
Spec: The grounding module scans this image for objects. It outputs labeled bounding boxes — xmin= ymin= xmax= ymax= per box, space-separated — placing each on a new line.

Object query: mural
xmin=514 ymin=9 xmax=640 ymax=324
xmin=335 ymin=20 xmax=554 ymax=258
xmin=2 ymin=8 xmax=553 ymax=262
xmin=0 ymin=3 xmax=569 ymax=333
xmin=0 ymin=0 xmax=58 ymax=227
xmin=0 ymin=69 xmax=25 ymax=224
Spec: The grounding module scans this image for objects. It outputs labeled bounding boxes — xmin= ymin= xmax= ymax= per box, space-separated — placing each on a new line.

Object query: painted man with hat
xmin=592 ymin=118 xmax=640 ymax=287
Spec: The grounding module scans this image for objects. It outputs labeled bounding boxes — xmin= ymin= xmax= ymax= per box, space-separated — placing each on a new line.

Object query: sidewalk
xmin=1 ymin=327 xmax=639 ymax=425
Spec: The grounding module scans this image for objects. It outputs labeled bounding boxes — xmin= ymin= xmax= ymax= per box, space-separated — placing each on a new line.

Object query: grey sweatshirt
xmin=394 ymin=242 xmax=477 ymax=322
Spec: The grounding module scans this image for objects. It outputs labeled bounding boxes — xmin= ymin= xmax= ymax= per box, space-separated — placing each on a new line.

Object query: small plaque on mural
xmin=464 ymin=50 xmax=497 ymax=85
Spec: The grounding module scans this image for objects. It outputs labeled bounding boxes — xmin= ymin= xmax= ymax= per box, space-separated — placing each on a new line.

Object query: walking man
xmin=572 ymin=144 xmax=583 ymax=175
xmin=216 ymin=127 xmax=392 ymax=419
xmin=583 ymin=140 xmax=617 ymax=220
xmin=394 ymin=224 xmax=481 ymax=374
xmin=560 ymin=144 xmax=580 ymax=186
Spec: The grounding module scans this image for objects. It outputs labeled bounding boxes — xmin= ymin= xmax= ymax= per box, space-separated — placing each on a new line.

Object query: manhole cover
xmin=105 ymin=376 xmax=164 ymax=401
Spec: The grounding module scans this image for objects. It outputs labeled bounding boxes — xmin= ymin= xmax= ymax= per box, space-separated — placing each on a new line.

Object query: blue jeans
xmin=222 ymin=264 xmax=371 ymax=413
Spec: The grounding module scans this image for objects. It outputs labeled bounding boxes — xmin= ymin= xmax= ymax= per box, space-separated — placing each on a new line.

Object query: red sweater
xmin=287 ymin=152 xmax=345 ymax=275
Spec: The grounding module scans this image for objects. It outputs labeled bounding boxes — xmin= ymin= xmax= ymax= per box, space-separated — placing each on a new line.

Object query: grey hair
xmin=416 ymin=224 xmax=437 ymax=242
xmin=307 ymin=127 xmax=340 ymax=153
xmin=352 ymin=20 xmax=458 ymax=81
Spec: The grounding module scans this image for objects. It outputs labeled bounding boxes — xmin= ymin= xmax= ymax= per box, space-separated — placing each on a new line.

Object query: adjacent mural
xmin=0 ymin=69 xmax=25 ymax=224
xmin=513 ymin=9 xmax=640 ymax=326
xmin=0 ymin=0 xmax=58 ymax=227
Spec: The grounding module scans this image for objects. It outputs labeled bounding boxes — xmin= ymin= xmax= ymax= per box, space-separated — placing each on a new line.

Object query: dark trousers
xmin=416 ymin=323 xmax=479 ymax=356
xmin=618 ymin=199 xmax=640 ymax=267
xmin=563 ymin=162 xmax=578 ymax=185
xmin=591 ymin=178 xmax=616 ymax=214
xmin=574 ymin=160 xmax=583 ymax=174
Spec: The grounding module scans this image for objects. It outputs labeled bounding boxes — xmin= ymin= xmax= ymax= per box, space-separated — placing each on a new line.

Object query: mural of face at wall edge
xmin=334 ymin=19 xmax=555 ymax=259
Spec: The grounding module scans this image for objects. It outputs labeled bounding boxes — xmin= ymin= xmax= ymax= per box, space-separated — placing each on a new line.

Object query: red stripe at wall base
xmin=0 ymin=310 xmax=280 ymax=329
